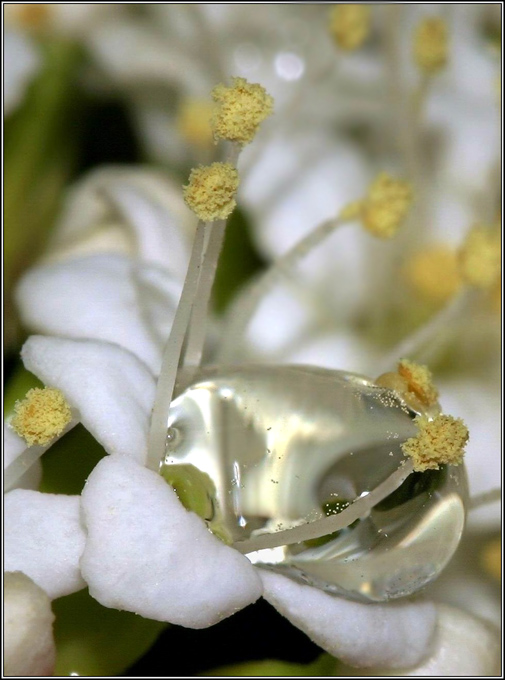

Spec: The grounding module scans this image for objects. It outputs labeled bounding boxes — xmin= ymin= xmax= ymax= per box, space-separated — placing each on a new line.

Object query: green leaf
xmin=52 ymin=589 xmax=166 ymax=677
xmin=203 ymin=653 xmax=337 ymax=677
xmin=39 ymin=424 xmax=107 ymax=495
xmin=212 ymin=207 xmax=266 ymax=314
xmin=4 ymin=39 xmax=83 ymax=335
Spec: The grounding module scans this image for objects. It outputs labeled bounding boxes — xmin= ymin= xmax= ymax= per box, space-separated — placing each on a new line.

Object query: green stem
xmin=4 ymin=38 xmax=82 ymax=306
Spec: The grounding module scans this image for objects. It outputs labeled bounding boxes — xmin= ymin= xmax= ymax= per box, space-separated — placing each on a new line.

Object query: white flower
xmin=7 ymin=164 xmax=501 ymax=674
xmin=5 ymin=333 xmax=439 ymax=670
xmin=4 ymin=571 xmax=56 ymax=677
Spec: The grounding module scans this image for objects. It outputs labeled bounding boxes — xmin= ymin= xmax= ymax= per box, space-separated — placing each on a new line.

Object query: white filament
xmin=469 ymin=488 xmax=501 ymax=511
xmin=146 ymin=221 xmax=207 ymax=471
xmin=218 ymin=216 xmax=348 ymax=361
xmin=234 ymin=458 xmax=414 ymax=554
xmin=376 ymin=290 xmax=473 ymax=373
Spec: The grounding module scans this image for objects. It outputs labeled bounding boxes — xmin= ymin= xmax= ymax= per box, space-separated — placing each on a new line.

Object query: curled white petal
xmin=21 ymin=335 xmax=155 ymax=462
xmin=80 ymin=456 xmax=263 ymax=628
xmin=5 ymin=491 xmax=86 ymax=599
xmin=49 ymin=167 xmax=193 ymax=278
xmin=4 ymin=572 xmax=56 ymax=677
xmin=16 ymin=254 xmax=181 ymax=374
xmin=260 ymin=570 xmax=436 ymax=669
xmin=334 ymin=605 xmax=502 ymax=676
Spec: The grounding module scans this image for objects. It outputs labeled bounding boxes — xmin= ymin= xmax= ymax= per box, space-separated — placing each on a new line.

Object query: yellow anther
xmin=183 ymin=162 xmax=239 ymax=222
xmin=403 ymin=245 xmax=462 ymax=305
xmin=339 ymin=200 xmax=363 ymax=221
xmin=401 ymin=414 xmax=468 ymax=472
xmin=328 ymin=4 xmax=371 ymax=51
xmin=480 ymin=539 xmax=501 ymax=582
xmin=376 ymin=359 xmax=439 ymax=413
xmin=397 ymin=359 xmax=439 ymax=407
xmin=413 ymin=17 xmax=449 ymax=75
xmin=176 ymin=98 xmax=215 ymax=150
xmin=10 ymin=387 xmax=72 ymax=447
xmin=211 ymin=77 xmax=273 ymax=146
xmin=459 ymin=224 xmax=501 ymax=289
xmin=361 ymin=173 xmax=413 ymax=239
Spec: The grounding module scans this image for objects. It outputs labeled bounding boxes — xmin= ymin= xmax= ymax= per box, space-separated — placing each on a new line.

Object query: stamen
xmin=397 ymin=358 xmax=439 ymax=407
xmin=10 ymin=387 xmax=72 ymax=446
xmin=183 ymin=162 xmax=239 ymax=222
xmin=182 ymin=219 xmax=227 ymax=368
xmin=459 ymin=224 xmax=501 ymax=290
xmin=211 ymin=77 xmax=274 ymax=146
xmin=6 ymin=388 xmax=78 ymax=493
xmin=403 ymin=244 xmax=462 ymax=306
xmin=361 ymin=173 xmax=413 ymax=239
xmin=401 ymin=414 xmax=468 ymax=472
xmin=413 ymin=17 xmax=449 ymax=75
xmin=150 ymin=81 xmax=274 ymax=470
xmin=328 ymin=4 xmax=371 ymax=51
xmin=376 ymin=289 xmax=474 ymax=372
xmin=147 ymin=221 xmax=207 ymax=471
xmin=176 ymin=98 xmax=215 ymax=150
xmin=234 ymin=459 xmax=414 ymax=554
xmin=376 ymin=358 xmax=439 ymax=413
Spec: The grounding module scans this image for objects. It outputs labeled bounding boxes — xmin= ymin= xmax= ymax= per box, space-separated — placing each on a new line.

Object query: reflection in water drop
xmin=162 ymin=365 xmax=468 ymax=603
xmin=274 ymin=52 xmax=305 ymax=81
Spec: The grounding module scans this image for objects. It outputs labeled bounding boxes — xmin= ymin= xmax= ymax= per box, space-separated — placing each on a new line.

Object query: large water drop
xmin=162 ymin=365 xmax=467 ymax=602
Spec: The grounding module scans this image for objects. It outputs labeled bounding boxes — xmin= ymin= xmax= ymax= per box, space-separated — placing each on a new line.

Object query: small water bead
xmin=162 ymin=365 xmax=468 ymax=603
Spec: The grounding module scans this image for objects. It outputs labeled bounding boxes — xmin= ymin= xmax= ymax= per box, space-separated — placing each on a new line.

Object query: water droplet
xmin=162 ymin=365 xmax=468 ymax=603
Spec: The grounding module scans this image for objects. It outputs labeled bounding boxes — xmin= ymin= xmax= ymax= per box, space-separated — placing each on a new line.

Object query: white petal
xmin=46 ymin=166 xmax=193 ymax=274
xmin=4 ymin=424 xmax=42 ymax=491
xmin=5 ymin=490 xmax=86 ymax=599
xmin=439 ymin=377 xmax=501 ymax=529
xmin=405 ymin=605 xmax=502 ymax=676
xmin=87 ymin=18 xmax=208 ymax=94
xmin=283 ymin=330 xmax=382 ymax=375
xmin=99 ymin=174 xmax=192 ymax=278
xmin=334 ymin=605 xmax=501 ymax=676
xmin=260 ymin=571 xmax=436 ymax=669
xmin=16 ymin=254 xmax=180 ymax=373
xmin=424 ymin=530 xmax=501 ymax=628
xmin=4 ymin=572 xmax=55 ymax=677
xmin=4 ymin=30 xmax=41 ymax=116
xmin=21 ymin=335 xmax=155 ymax=462
xmin=80 ymin=456 xmax=263 ymax=627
